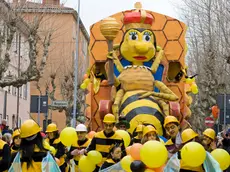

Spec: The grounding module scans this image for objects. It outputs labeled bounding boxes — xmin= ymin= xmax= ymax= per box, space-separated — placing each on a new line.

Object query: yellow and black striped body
xmin=86 ymin=131 xmax=125 ymax=167
xmin=45 ymin=138 xmax=66 ymax=167
xmin=70 ymin=139 xmax=91 ymax=171
xmin=119 ymin=90 xmax=165 ymax=135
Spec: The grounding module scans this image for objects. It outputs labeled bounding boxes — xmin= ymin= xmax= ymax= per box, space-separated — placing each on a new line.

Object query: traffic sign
xmin=205 ymin=117 xmax=215 ymax=127
xmin=30 ymin=95 xmax=48 ymax=113
xmin=52 ymin=100 xmax=68 ymax=107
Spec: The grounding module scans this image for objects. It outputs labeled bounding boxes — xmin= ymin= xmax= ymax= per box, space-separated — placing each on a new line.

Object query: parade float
xmin=81 ymin=2 xmax=198 ymax=135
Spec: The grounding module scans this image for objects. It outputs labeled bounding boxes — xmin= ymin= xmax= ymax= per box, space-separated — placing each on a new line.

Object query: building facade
xmin=0 ymin=0 xmax=30 ymax=129
xmin=11 ymin=0 xmax=89 ymax=130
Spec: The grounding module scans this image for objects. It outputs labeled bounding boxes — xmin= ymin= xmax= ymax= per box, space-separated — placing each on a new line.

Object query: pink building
xmin=0 ymin=1 xmax=31 ymax=128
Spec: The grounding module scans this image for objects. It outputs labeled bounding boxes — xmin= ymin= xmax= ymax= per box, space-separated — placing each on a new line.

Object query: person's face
xmin=137 ymin=132 xmax=143 ymax=139
xmin=14 ymin=136 xmax=21 ymax=146
xmin=119 ymin=124 xmax=127 ymax=131
xmin=165 ymin=123 xmax=179 ymax=138
xmin=202 ymin=135 xmax=212 ymax=145
xmin=48 ymin=132 xmax=55 ymax=139
xmin=147 ymin=131 xmax=157 ymax=141
xmin=77 ymin=131 xmax=87 ymax=141
xmin=111 ymin=147 xmax=122 ymax=160
xmin=104 ymin=123 xmax=114 ymax=134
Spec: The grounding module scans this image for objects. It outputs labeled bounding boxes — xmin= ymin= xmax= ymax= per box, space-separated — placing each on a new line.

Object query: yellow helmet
xmin=136 ymin=124 xmax=144 ymax=132
xmin=181 ymin=128 xmax=198 ymax=143
xmin=46 ymin=123 xmax=58 ymax=133
xmin=203 ymin=128 xmax=216 ymax=140
xmin=164 ymin=116 xmax=179 ymax=128
xmin=20 ymin=119 xmax=41 ymax=138
xmin=143 ymin=125 xmax=157 ymax=137
xmin=103 ymin=114 xmax=116 ymax=123
xmin=12 ymin=129 xmax=21 ymax=138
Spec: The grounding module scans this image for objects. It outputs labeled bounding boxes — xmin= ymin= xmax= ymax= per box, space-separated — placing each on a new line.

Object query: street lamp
xmin=72 ymin=0 xmax=80 ymax=127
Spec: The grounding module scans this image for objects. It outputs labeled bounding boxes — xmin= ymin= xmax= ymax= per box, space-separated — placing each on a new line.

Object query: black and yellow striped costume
xmin=67 ymin=138 xmax=91 ymax=171
xmin=119 ymin=90 xmax=165 ymax=135
xmin=45 ymin=138 xmax=66 ymax=171
xmin=0 ymin=139 xmax=11 ymax=172
xmin=100 ymin=158 xmax=116 ymax=170
xmin=86 ymin=131 xmax=126 ymax=167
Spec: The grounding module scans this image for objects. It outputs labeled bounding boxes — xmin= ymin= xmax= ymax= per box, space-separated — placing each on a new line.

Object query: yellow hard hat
xmin=12 ymin=129 xmax=20 ymax=138
xmin=181 ymin=128 xmax=198 ymax=143
xmin=164 ymin=116 xmax=179 ymax=128
xmin=103 ymin=113 xmax=116 ymax=123
xmin=136 ymin=124 xmax=144 ymax=132
xmin=20 ymin=119 xmax=41 ymax=138
xmin=143 ymin=125 xmax=157 ymax=137
xmin=203 ymin=128 xmax=216 ymax=140
xmin=46 ymin=123 xmax=58 ymax=133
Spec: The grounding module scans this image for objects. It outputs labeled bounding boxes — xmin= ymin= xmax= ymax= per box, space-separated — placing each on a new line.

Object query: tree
xmin=175 ymin=0 xmax=230 ymax=131
xmin=36 ymin=55 xmax=88 ymax=125
xmin=0 ymin=1 xmax=51 ymax=88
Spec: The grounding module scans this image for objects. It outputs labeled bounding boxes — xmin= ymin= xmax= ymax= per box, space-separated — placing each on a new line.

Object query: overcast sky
xmin=62 ymin=0 xmax=183 ymax=33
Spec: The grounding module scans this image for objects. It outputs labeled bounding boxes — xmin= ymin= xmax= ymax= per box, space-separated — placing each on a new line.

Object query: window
xmin=8 ymin=86 xmax=11 ymax=93
xmin=12 ymin=87 xmax=17 ymax=96
xmin=23 ymin=83 xmax=27 ymax=100
xmin=12 ymin=115 xmax=15 ymax=129
xmin=82 ymin=37 xmax=87 ymax=56
xmin=19 ymin=86 xmax=22 ymax=98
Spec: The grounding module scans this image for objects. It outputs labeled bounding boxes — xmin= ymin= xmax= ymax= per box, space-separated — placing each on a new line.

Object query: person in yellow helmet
xmin=201 ymin=128 xmax=216 ymax=152
xmin=11 ymin=129 xmax=21 ymax=153
xmin=100 ymin=143 xmax=122 ymax=170
xmin=164 ymin=116 xmax=182 ymax=157
xmin=132 ymin=124 xmax=144 ymax=144
xmin=0 ymin=131 xmax=11 ymax=172
xmin=10 ymin=129 xmax=21 ymax=164
xmin=82 ymin=114 xmax=126 ymax=172
xmin=45 ymin=123 xmax=66 ymax=172
xmin=179 ymin=128 xmax=205 ymax=172
xmin=16 ymin=119 xmax=50 ymax=171
xmin=66 ymin=124 xmax=91 ymax=171
xmin=141 ymin=125 xmax=160 ymax=144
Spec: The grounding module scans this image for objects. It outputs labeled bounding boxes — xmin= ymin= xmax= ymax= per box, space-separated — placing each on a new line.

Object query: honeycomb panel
xmin=89 ymin=51 xmax=95 ymax=69
xmin=164 ymin=41 xmax=183 ymax=61
xmin=150 ymin=12 xmax=167 ymax=31
xmin=167 ymin=85 xmax=183 ymax=102
xmin=163 ymin=20 xmax=183 ymax=40
xmin=91 ymin=41 xmax=108 ymax=61
xmin=154 ymin=31 xmax=167 ymax=48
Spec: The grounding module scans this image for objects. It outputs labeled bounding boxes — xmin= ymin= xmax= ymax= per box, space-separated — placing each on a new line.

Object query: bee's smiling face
xmin=120 ymin=29 xmax=156 ymax=63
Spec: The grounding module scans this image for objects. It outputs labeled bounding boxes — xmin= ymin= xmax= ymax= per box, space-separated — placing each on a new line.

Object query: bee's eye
xmin=129 ymin=32 xmax=138 ymax=40
xmin=143 ymin=35 xmax=151 ymax=42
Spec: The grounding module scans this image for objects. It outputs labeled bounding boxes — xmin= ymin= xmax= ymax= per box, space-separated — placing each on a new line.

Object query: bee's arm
xmin=151 ymin=46 xmax=164 ymax=74
xmin=139 ymin=81 xmax=178 ymax=101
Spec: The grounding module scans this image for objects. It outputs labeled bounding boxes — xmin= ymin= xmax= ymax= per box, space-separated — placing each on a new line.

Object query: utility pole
xmin=16 ymin=33 xmax=21 ymax=128
xmin=72 ymin=0 xmax=80 ymax=128
xmin=3 ymin=91 xmax=7 ymax=119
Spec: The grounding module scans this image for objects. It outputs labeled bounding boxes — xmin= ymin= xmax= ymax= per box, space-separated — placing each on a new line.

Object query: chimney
xmin=42 ymin=0 xmax=60 ymax=5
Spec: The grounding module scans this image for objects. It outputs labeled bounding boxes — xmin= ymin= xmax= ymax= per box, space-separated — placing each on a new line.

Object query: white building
xmin=0 ymin=0 xmax=30 ymax=129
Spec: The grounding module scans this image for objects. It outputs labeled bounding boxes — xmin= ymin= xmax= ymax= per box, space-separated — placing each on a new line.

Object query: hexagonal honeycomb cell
xmin=163 ymin=20 xmax=183 ymax=40
xmin=164 ymin=41 xmax=183 ymax=61
xmin=91 ymin=41 xmax=108 ymax=61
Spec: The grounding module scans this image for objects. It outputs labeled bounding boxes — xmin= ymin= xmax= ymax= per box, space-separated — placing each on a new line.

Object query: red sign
xmin=205 ymin=117 xmax=215 ymax=127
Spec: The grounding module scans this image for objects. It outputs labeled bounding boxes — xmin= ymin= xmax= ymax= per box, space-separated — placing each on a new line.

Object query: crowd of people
xmin=0 ymin=114 xmax=230 ymax=172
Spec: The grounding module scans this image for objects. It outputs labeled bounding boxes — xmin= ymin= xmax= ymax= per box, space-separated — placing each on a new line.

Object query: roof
xmin=11 ymin=2 xmax=89 ymax=42
xmin=0 ymin=0 xmax=31 ymax=37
